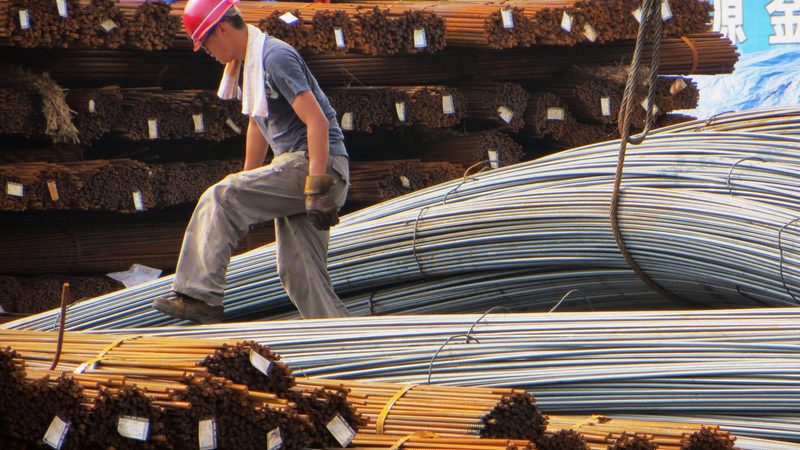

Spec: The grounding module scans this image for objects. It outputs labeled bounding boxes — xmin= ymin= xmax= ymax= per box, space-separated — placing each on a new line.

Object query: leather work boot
xmin=152 ymin=293 xmax=224 ymax=324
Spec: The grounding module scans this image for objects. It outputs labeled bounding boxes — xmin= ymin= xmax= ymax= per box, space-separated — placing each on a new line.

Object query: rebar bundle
xmin=520 ymin=92 xmax=573 ymax=140
xmin=0 ymin=332 xmax=365 ymax=449
xmin=348 ymin=159 xmax=462 ymax=204
xmin=459 ymin=82 xmax=528 ymax=131
xmin=0 ymin=329 xmax=750 ymax=449
xmin=60 ymin=309 xmax=800 ymax=447
xmin=414 ymin=131 xmax=525 ymax=167
xmin=0 ymin=275 xmax=122 ymax=314
xmin=0 ymin=0 xmax=178 ymax=49
xmin=328 ymin=85 xmax=466 ymax=131
xmin=64 ymin=85 xmax=123 ymax=144
xmin=75 ymin=0 xmax=126 ymax=49
xmin=114 ymin=88 xmax=247 ymax=141
xmin=0 ymin=32 xmax=738 ymax=90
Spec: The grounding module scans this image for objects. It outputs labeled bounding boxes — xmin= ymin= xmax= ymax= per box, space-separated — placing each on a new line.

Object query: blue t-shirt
xmin=253 ymin=36 xmax=347 ymax=157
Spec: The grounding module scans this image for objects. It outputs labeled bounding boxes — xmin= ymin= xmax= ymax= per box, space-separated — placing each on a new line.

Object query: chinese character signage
xmin=711 ymin=0 xmax=800 ymax=53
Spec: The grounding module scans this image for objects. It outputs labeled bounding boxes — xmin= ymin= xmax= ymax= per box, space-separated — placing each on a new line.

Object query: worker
xmin=152 ymin=0 xmax=350 ymax=323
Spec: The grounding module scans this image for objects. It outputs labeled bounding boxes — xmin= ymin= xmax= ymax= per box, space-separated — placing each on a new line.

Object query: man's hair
xmin=221 ymin=9 xmax=246 ymax=30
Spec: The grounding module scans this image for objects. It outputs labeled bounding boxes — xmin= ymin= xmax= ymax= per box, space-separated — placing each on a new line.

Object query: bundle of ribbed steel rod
xmin=0 ymin=275 xmax=122 ymax=314
xmin=520 ymin=92 xmax=574 ymax=140
xmin=158 ymin=159 xmax=241 ymax=207
xmin=342 ymin=435 xmax=536 ymax=450
xmin=0 ymin=162 xmax=78 ymax=210
xmin=328 ymin=85 xmax=466 ymax=131
xmin=459 ymin=82 xmax=528 ymax=131
xmin=0 ymin=87 xmax=45 ymax=139
xmin=401 ymin=85 xmax=466 ymax=128
xmin=302 ymin=378 xmax=549 ymax=442
xmin=72 ymin=309 xmax=800 ymax=447
xmin=75 ymin=0 xmax=126 ymax=48
xmin=0 ymin=333 xmax=363 ymax=448
xmin=0 ymin=354 xmax=315 ymax=448
xmin=328 ymin=87 xmax=405 ymax=132
xmin=118 ymin=0 xmax=178 ymax=51
xmin=348 ymin=159 xmax=462 ymax=204
xmin=59 ymin=158 xmax=160 ymax=211
xmin=414 ymin=130 xmax=525 ymax=167
xmin=0 ymin=216 xmax=274 ymax=274
xmin=546 ymin=416 xmax=734 ymax=450
xmin=113 ymin=88 xmax=247 ymax=141
xmin=65 ymin=85 xmax=123 ymax=144
xmin=0 ymin=32 xmax=737 ymax=90
xmin=3 ymin=0 xmax=81 ymax=47
xmin=526 ymin=76 xmax=623 ymax=125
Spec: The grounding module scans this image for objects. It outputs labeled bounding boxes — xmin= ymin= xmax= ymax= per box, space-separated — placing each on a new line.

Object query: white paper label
xmin=413 ymin=28 xmax=427 ymax=48
xmin=546 ymin=107 xmax=565 ymax=121
xmin=632 ymin=7 xmax=643 ymax=23
xmin=88 ymin=99 xmax=96 ymax=113
xmin=561 ymin=12 xmax=573 ymax=32
xmin=326 ymin=414 xmax=355 ymax=448
xmin=43 ymin=416 xmax=70 ymax=449
xmin=249 ymin=349 xmax=273 ymax=376
xmin=107 ymin=264 xmax=162 ymax=288
xmin=501 ymin=9 xmax=514 ymax=29
xmin=600 ymin=97 xmax=611 ymax=116
xmin=47 ymin=180 xmax=59 ymax=201
xmin=583 ymin=23 xmax=598 ymax=42
xmin=333 ymin=27 xmax=345 ymax=48
xmin=132 ymin=191 xmax=144 ymax=211
xmin=101 ymin=18 xmax=118 ymax=32
xmin=225 ymin=118 xmax=242 ymax=134
xmin=488 ymin=149 xmax=500 ymax=169
xmin=198 ymin=419 xmax=217 ymax=450
xmin=147 ymin=119 xmax=158 ymax=140
xmin=399 ymin=175 xmax=411 ymax=188
xmin=267 ymin=427 xmax=283 ymax=450
xmin=661 ymin=0 xmax=673 ymax=22
xmin=280 ymin=12 xmax=299 ymax=25
xmin=193 ymin=113 xmax=205 ymax=133
xmin=341 ymin=112 xmax=353 ymax=130
xmin=395 ymin=101 xmax=406 ymax=122
xmin=18 ymin=10 xmax=30 ymax=29
xmin=442 ymin=95 xmax=455 ymax=114
xmin=670 ymin=78 xmax=687 ymax=95
xmin=56 ymin=0 xmax=67 ymax=18
xmin=641 ymin=98 xmax=661 ymax=115
xmin=6 ymin=182 xmax=23 ymax=197
xmin=498 ymin=106 xmax=514 ymax=124
xmin=118 ymin=416 xmax=150 ymax=441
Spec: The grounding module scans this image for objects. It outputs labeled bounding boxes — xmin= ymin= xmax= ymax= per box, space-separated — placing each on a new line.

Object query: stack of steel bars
xmin=0 ymin=327 xmax=753 ymax=449
xmin=70 ymin=308 xmax=800 ymax=447
xmin=8 ymin=129 xmax=800 ymax=328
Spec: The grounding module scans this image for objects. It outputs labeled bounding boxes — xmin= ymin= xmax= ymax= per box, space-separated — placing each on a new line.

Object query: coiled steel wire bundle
xmin=653 ymin=106 xmax=800 ymax=138
xmin=7 ymin=131 xmax=800 ymax=330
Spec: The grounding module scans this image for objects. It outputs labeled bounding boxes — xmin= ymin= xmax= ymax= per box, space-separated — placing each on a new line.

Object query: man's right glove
xmin=305 ymin=174 xmax=339 ymax=230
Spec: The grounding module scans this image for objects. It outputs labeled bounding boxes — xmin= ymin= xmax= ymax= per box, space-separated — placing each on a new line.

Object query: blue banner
xmin=711 ymin=0 xmax=800 ymax=53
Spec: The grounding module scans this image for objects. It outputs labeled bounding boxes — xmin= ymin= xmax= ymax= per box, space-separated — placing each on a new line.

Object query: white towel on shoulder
xmin=217 ymin=24 xmax=268 ymax=118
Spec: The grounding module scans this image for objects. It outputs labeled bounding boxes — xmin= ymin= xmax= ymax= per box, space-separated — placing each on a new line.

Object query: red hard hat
xmin=183 ymin=0 xmax=240 ymax=51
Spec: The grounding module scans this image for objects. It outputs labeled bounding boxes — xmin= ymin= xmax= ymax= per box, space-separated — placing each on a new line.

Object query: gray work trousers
xmin=172 ymin=151 xmax=350 ymax=319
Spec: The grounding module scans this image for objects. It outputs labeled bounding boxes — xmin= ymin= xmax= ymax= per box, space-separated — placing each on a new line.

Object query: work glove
xmin=305 ymin=174 xmax=339 ymax=230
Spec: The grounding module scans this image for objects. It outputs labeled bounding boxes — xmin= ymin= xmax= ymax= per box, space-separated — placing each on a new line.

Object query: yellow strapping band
xmin=376 ymin=384 xmax=417 ymax=434
xmin=389 ymin=431 xmax=440 ymax=450
xmin=74 ymin=335 xmax=141 ymax=374
xmin=571 ymin=414 xmax=605 ymax=430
